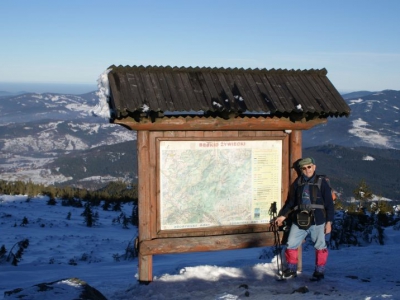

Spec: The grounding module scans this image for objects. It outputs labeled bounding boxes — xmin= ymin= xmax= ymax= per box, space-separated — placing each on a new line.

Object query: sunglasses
xmin=301 ymin=165 xmax=313 ymax=170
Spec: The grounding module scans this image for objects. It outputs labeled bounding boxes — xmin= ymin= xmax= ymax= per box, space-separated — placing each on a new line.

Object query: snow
xmin=348 ymin=98 xmax=363 ymax=104
xmin=363 ymin=155 xmax=375 ymax=161
xmin=348 ymin=118 xmax=391 ymax=148
xmin=92 ymin=69 xmax=112 ymax=119
xmin=1 ymin=194 xmax=400 ymax=299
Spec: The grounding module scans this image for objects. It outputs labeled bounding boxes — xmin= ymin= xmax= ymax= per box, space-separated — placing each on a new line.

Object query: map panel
xmin=159 ymin=140 xmax=282 ymax=230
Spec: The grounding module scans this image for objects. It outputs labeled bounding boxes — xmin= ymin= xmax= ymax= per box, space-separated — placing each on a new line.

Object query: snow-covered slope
xmin=0 ymin=91 xmax=136 ymax=187
xmin=303 ymin=89 xmax=400 ymax=149
xmin=1 ymin=194 xmax=400 ymax=299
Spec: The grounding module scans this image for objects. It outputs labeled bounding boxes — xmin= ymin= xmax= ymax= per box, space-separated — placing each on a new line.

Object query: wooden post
xmin=289 ymin=130 xmax=303 ymax=272
xmin=137 ymin=130 xmax=153 ymax=282
xmin=289 ymin=130 xmax=302 ymax=185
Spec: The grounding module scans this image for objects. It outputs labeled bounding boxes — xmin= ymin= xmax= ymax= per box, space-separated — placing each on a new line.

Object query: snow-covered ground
xmin=1 ymin=194 xmax=400 ymax=299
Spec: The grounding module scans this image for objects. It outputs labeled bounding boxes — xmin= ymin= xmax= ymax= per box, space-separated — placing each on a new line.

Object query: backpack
xmin=294 ymin=175 xmax=336 ymax=229
xmin=297 ymin=175 xmax=336 ymax=203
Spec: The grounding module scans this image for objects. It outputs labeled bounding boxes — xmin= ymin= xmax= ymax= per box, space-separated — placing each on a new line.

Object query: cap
xmin=298 ymin=157 xmax=315 ymax=167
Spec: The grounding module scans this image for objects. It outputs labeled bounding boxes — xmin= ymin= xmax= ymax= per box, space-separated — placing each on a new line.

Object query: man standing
xmin=275 ymin=157 xmax=334 ymax=281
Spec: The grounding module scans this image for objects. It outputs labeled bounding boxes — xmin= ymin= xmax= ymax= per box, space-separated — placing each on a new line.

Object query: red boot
xmin=315 ymin=248 xmax=328 ymax=273
xmin=283 ymin=248 xmax=298 ymax=277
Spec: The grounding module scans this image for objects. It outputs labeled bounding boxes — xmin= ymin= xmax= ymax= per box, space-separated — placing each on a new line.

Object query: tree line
xmin=0 ymin=180 xmax=138 ymax=203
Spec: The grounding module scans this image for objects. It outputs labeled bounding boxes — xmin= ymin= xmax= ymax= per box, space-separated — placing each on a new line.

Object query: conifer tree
xmin=353 ymin=179 xmax=373 ymax=213
xmin=122 ymin=213 xmax=129 ymax=229
xmin=47 ymin=198 xmax=57 ymax=205
xmin=112 ymin=201 xmax=122 ymax=212
xmin=0 ymin=245 xmax=6 ymax=262
xmin=131 ymin=204 xmax=138 ymax=226
xmin=7 ymin=239 xmax=29 ymax=266
xmin=81 ymin=202 xmax=94 ymax=227
xmin=21 ymin=217 xmax=29 ymax=226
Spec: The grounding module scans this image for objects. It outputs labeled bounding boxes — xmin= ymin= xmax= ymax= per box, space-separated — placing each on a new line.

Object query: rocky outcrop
xmin=4 ymin=277 xmax=107 ymax=300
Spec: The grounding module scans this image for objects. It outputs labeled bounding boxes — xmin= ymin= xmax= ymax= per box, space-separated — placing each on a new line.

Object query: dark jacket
xmin=278 ymin=173 xmax=335 ymax=226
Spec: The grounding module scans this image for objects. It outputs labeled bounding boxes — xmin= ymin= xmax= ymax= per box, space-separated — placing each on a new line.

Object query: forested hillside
xmin=303 ymin=145 xmax=400 ymax=200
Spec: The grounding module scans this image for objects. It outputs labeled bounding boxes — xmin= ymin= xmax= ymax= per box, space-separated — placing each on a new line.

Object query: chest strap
xmin=293 ymin=204 xmax=325 ymax=211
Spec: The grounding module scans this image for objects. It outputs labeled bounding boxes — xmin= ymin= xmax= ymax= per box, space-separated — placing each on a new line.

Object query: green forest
xmin=0 ymin=180 xmax=138 ymax=204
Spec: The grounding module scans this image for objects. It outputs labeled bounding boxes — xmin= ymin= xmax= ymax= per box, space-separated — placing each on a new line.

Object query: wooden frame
xmin=137 ymin=129 xmax=303 ymax=282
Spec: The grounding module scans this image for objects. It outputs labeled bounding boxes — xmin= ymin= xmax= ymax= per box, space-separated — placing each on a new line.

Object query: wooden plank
xmin=137 ymin=130 xmax=153 ymax=282
xmin=140 ymin=232 xmax=277 ymax=255
xmin=220 ymin=131 xmax=239 ymax=137
xmin=204 ymin=131 xmax=224 ymax=137
xmin=185 ymin=131 xmax=205 ymax=138
xmin=254 ymin=131 xmax=286 ymax=137
xmin=138 ymin=254 xmax=153 ymax=282
xmin=150 ymin=131 xmax=164 ymax=238
xmin=163 ymin=131 xmax=186 ymax=138
xmin=113 ymin=116 xmax=327 ymax=131
xmin=238 ymin=131 xmax=256 ymax=137
xmin=282 ymin=133 xmax=290 ymax=209
xmin=289 ymin=129 xmax=302 ymax=185
xmin=156 ymin=224 xmax=272 ymax=238
xmin=138 ymin=130 xmax=151 ymax=241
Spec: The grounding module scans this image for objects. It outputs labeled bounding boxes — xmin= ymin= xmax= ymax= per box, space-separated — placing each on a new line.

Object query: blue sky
xmin=1 ymin=0 xmax=400 ymax=93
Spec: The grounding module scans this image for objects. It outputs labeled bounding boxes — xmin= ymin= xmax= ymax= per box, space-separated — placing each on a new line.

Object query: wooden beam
xmin=140 ymin=232 xmax=277 ymax=256
xmin=289 ymin=130 xmax=302 ymax=184
xmin=137 ymin=131 xmax=153 ymax=282
xmin=112 ymin=116 xmax=326 ymax=131
xmin=289 ymin=130 xmax=303 ymax=272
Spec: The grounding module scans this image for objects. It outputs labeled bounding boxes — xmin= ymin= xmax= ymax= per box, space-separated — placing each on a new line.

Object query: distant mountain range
xmin=0 ymin=91 xmax=136 ymax=188
xmin=0 ymin=89 xmax=399 ymax=199
xmin=303 ymin=89 xmax=400 ymax=149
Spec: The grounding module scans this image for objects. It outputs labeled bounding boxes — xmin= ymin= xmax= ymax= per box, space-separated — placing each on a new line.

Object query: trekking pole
xmin=269 ymin=202 xmax=284 ymax=279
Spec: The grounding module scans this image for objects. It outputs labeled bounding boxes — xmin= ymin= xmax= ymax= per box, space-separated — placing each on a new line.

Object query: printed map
xmin=160 ymin=140 xmax=282 ymax=230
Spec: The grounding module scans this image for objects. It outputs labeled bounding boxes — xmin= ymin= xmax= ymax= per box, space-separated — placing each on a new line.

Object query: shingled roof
xmin=107 ymin=65 xmax=350 ymax=122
